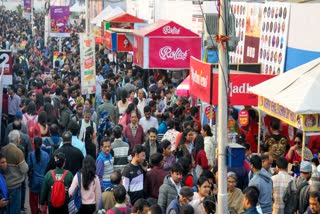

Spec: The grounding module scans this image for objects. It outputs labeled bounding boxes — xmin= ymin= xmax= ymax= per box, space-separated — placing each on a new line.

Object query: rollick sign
xmin=162 ymin=26 xmax=181 ymax=35
xmin=159 ymin=46 xmax=188 ymax=61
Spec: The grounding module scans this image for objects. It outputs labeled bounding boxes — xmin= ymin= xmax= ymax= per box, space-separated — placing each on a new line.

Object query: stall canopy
xmin=133 ymin=20 xmax=201 ymax=69
xmin=250 ymin=57 xmax=320 ymax=132
xmin=189 ymin=57 xmax=275 ymax=106
xmin=70 ymin=2 xmax=85 ymax=13
xmin=91 ymin=6 xmax=124 ymax=26
xmin=176 ymin=76 xmax=190 ymax=97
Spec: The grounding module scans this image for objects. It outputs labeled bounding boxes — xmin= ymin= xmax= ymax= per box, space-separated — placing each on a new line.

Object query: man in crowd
xmin=46 ymin=131 xmax=83 ymax=175
xmin=306 ymin=191 xmax=320 ymax=214
xmin=166 ymin=186 xmax=194 ymax=214
xmin=96 ymin=137 xmax=114 ymax=191
xmin=158 ymin=163 xmax=184 ymax=213
xmin=1 ymin=130 xmax=28 ymax=214
xmin=111 ymin=126 xmax=130 ymax=172
xmin=248 ymin=155 xmax=273 ymax=214
xmin=243 ymin=186 xmax=260 ymax=214
xmin=122 ymin=145 xmax=146 ymax=205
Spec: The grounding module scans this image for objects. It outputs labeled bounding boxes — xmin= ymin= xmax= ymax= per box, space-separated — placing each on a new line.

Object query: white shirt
xmin=78 ymin=119 xmax=97 ymax=141
xmin=139 ymin=116 xmax=159 ymax=134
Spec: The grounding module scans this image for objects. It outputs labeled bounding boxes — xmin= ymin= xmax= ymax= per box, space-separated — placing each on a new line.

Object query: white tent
xmin=70 ymin=2 xmax=85 ymax=13
xmin=91 ymin=6 xmax=125 ymax=27
xmin=249 ymin=58 xmax=320 ymax=114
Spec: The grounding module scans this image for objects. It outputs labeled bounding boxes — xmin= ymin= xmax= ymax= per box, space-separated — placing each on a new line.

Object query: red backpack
xmin=50 ymin=170 xmax=68 ymax=207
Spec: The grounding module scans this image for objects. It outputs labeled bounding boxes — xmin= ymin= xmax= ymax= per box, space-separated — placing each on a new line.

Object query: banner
xmin=0 ymin=50 xmax=13 ymax=85
xmin=50 ymin=6 xmax=70 ymax=37
xmin=80 ymin=34 xmax=96 ymax=95
xmin=23 ymin=0 xmax=32 ymax=20
xmin=190 ymin=56 xmax=212 ymax=104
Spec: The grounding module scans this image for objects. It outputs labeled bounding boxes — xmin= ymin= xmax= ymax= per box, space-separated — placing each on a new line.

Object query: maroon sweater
xmin=123 ymin=124 xmax=144 ymax=150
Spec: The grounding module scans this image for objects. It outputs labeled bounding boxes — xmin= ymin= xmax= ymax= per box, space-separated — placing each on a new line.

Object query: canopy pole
xmin=302 ymin=131 xmax=306 ymax=161
xmin=258 ymin=109 xmax=261 ymax=154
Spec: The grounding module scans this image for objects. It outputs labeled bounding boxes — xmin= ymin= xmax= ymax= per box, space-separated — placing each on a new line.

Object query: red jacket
xmin=123 ymin=124 xmax=145 ymax=150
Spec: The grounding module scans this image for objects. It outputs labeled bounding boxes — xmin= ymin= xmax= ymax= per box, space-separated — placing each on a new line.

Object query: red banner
xmin=117 ymin=34 xmax=133 ymax=52
xmin=212 ymin=73 xmax=275 ymax=106
xmin=104 ymin=31 xmax=112 ymax=50
xmin=190 ymin=56 xmax=212 ymax=104
xmin=133 ymin=36 xmax=144 ymax=67
xmin=148 ymin=37 xmax=201 ymax=69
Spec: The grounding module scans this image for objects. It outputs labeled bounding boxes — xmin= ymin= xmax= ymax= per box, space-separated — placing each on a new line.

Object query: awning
xmin=176 ymin=76 xmax=190 ymax=97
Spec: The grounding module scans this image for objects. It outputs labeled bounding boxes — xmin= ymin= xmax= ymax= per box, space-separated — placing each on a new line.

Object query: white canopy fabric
xmin=249 ymin=58 xmax=320 ymax=114
xmin=70 ymin=2 xmax=85 ymax=13
xmin=90 ymin=6 xmax=125 ymax=26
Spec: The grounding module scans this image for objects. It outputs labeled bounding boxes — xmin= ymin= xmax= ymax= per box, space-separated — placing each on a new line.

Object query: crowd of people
xmin=0 ymin=5 xmax=320 ymax=214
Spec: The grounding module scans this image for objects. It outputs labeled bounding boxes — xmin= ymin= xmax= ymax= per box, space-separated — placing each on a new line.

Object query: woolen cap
xmin=300 ymin=161 xmax=312 ymax=173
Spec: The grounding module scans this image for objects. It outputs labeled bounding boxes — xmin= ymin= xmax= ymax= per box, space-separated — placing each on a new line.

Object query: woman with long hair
xmin=118 ymin=103 xmax=140 ymax=129
xmin=176 ymin=128 xmax=194 ymax=159
xmin=43 ymin=102 xmax=58 ymax=125
xmin=27 ymin=137 xmax=50 ymax=214
xmin=37 ymin=111 xmax=49 ymax=139
xmin=193 ymin=134 xmax=210 ymax=178
xmin=201 ymin=124 xmax=216 ymax=166
xmin=69 ymin=155 xmax=101 ymax=214
xmin=84 ymin=126 xmax=96 ymax=159
xmin=117 ymin=90 xmax=129 ymax=116
xmin=159 ymin=140 xmax=176 ymax=171
xmin=22 ymin=101 xmax=38 ymax=126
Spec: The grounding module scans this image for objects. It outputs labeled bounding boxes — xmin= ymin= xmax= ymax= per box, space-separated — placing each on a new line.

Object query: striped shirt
xmin=122 ymin=163 xmax=144 ymax=205
xmin=111 ymin=139 xmax=130 ymax=172
xmin=272 ymin=171 xmax=293 ymax=214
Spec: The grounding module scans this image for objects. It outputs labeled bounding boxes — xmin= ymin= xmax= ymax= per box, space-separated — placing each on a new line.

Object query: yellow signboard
xmin=258 ymin=97 xmax=320 ymax=132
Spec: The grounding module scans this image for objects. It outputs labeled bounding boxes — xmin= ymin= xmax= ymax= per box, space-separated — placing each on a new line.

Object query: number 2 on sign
xmin=0 ymin=53 xmax=9 ymax=68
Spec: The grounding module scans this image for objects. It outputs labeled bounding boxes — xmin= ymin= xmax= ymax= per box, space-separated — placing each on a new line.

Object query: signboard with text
xmin=0 ymin=50 xmax=13 ymax=85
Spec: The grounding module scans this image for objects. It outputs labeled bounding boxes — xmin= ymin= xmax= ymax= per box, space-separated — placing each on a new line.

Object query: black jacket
xmin=46 ymin=143 xmax=84 ymax=175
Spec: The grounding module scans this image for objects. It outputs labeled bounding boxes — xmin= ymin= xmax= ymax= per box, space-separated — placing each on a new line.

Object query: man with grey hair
xmin=1 ymin=130 xmax=29 ymax=214
xmin=46 ymin=131 xmax=84 ymax=175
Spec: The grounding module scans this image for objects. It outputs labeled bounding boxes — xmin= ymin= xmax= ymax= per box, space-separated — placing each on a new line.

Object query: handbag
xmin=68 ymin=172 xmax=82 ymax=214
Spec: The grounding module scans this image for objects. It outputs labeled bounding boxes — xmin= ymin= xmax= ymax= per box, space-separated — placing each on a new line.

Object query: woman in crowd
xmin=84 ymin=99 xmax=97 ymax=123
xmin=201 ymin=124 xmax=216 ymax=166
xmin=117 ymin=90 xmax=129 ymax=116
xmin=37 ymin=111 xmax=49 ymax=139
xmin=286 ymin=132 xmax=313 ymax=163
xmin=159 ymin=140 xmax=175 ymax=171
xmin=27 ymin=137 xmax=50 ymax=214
xmin=190 ymin=176 xmax=211 ymax=213
xmin=176 ymin=128 xmax=194 ymax=159
xmin=227 ymin=172 xmax=244 ymax=214
xmin=84 ymin=126 xmax=96 ymax=159
xmin=193 ymin=134 xmax=210 ymax=178
xmin=69 ymin=155 xmax=101 ymax=214
xmin=43 ymin=102 xmax=58 ymax=126
xmin=22 ymin=101 xmax=38 ymax=126
xmin=161 ymin=119 xmax=180 ymax=151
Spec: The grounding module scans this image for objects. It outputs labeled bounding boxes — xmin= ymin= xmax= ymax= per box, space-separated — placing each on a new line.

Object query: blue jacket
xmin=244 ymin=206 xmax=260 ymax=214
xmin=27 ymin=151 xmax=50 ymax=193
xmin=248 ymin=168 xmax=273 ymax=214
xmin=96 ymin=152 xmax=114 ymax=191
xmin=166 ymin=198 xmax=180 ymax=214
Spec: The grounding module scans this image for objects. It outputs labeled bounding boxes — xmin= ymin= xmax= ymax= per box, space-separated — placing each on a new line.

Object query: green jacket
xmin=40 ymin=168 xmax=73 ymax=206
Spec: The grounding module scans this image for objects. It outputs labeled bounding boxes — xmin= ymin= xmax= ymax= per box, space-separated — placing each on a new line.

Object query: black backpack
xmin=283 ymin=179 xmax=309 ymax=214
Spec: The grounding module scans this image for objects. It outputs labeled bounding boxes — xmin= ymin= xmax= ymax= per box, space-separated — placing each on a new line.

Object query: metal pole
xmin=217 ymin=0 xmax=229 ymax=213
xmin=258 ymin=109 xmax=261 ymax=154
xmin=85 ymin=0 xmax=89 ymax=36
xmin=302 ymin=131 xmax=306 ymax=161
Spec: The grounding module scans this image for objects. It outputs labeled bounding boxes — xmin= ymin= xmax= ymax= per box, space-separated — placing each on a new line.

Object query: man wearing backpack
xmin=283 ymin=161 xmax=312 ymax=214
xmin=78 ymin=110 xmax=97 ymax=142
xmin=40 ymin=152 xmax=73 ymax=214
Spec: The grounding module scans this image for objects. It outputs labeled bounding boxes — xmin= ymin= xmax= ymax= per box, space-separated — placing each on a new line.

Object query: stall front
xmin=249 ymin=58 xmax=320 ymax=158
xmin=103 ymin=13 xmax=145 ymax=52
xmin=133 ymin=20 xmax=201 ymax=69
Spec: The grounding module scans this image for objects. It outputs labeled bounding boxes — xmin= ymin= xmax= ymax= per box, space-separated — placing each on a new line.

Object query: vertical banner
xmin=80 ymin=34 xmax=96 ymax=95
xmin=259 ymin=3 xmax=290 ymax=74
xmin=50 ymin=6 xmax=71 ymax=37
xmin=44 ymin=15 xmax=50 ymax=46
xmin=0 ymin=67 xmax=3 ymax=141
xmin=23 ymin=0 xmax=32 ymax=20
xmin=230 ymin=2 xmax=247 ymax=64
xmin=243 ymin=3 xmax=263 ymax=63
xmin=0 ymin=51 xmax=13 ymax=85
